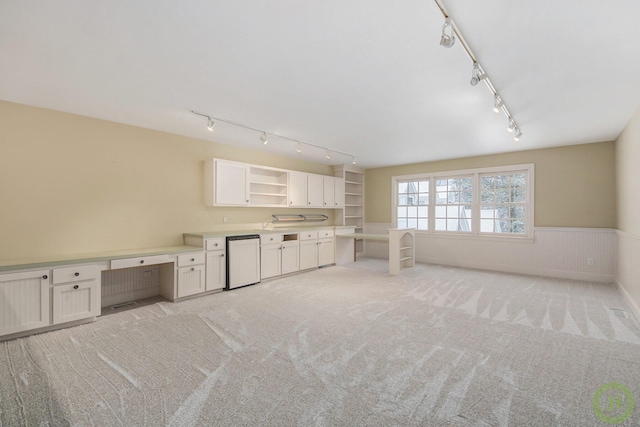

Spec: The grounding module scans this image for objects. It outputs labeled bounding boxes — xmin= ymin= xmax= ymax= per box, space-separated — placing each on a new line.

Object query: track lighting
xmin=470 ymin=63 xmax=487 ymax=86
xmin=440 ymin=18 xmax=455 ymax=48
xmin=507 ymin=118 xmax=516 ymax=133
xmin=352 ymin=157 xmax=357 ymax=165
xmin=191 ymin=110 xmax=356 ymax=164
xmin=493 ymin=95 xmax=504 ymax=113
xmin=514 ymin=129 xmax=522 ymax=141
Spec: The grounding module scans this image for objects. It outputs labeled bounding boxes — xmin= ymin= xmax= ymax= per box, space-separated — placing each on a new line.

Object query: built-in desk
xmin=336 ymin=228 xmax=415 ymax=275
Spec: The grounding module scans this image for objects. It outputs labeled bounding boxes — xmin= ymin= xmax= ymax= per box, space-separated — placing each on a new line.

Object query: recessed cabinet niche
xmin=205 ymin=158 xmax=345 ymax=209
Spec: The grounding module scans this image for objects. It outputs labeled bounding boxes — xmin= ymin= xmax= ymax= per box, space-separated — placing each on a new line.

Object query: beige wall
xmin=615 ymin=105 xmax=640 ymax=317
xmin=0 ymin=101 xmax=335 ymax=260
xmin=616 ymin=106 xmax=640 ymax=236
xmin=365 ymin=142 xmax=616 ymax=228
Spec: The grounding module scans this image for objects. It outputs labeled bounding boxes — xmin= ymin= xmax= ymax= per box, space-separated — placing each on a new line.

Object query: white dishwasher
xmin=226 ymin=234 xmax=261 ymax=290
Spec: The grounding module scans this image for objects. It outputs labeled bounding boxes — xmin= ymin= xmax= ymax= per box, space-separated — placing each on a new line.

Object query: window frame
xmin=391 ymin=164 xmax=534 ymax=241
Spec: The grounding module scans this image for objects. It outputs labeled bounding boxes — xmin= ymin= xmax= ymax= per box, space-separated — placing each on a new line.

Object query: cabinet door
xmin=0 ymin=270 xmax=50 ymax=336
xmin=299 ymin=239 xmax=318 ymax=270
xmin=215 ymin=160 xmax=250 ymax=205
xmin=334 ymin=178 xmax=345 ymax=208
xmin=177 ymin=265 xmax=206 ymax=298
xmin=318 ymin=238 xmax=335 ymax=266
xmin=261 ymin=243 xmax=282 ymax=279
xmin=288 ymin=172 xmax=307 ymax=207
xmin=206 ymin=251 xmax=226 ymax=291
xmin=52 ymin=280 xmax=100 ymax=325
xmin=323 ymin=176 xmax=335 ymax=208
xmin=307 ymin=174 xmax=324 ymax=207
xmin=281 ymin=241 xmax=300 ymax=274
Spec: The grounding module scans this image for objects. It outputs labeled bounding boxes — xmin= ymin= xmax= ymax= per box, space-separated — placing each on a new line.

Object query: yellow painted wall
xmin=365 ymin=142 xmax=616 ymax=228
xmin=0 ymin=101 xmax=335 ymax=260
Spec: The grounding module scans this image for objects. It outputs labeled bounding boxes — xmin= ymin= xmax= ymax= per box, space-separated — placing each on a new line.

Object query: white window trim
xmin=392 ymin=164 xmax=535 ymax=241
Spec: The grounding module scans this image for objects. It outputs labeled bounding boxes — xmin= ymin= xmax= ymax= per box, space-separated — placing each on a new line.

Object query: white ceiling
xmin=1 ymin=1 xmax=639 ymax=169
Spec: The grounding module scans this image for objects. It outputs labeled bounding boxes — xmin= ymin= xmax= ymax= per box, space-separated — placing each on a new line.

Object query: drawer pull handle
xmin=140 ymin=260 xmax=145 ymax=264
xmin=42 ymin=275 xmax=48 ymax=280
xmin=74 ymin=272 xmax=80 ymax=277
xmin=73 ymin=285 xmax=79 ymax=290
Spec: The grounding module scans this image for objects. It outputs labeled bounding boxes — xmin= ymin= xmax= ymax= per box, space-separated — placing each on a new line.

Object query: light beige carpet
xmin=1 ymin=259 xmax=639 ymax=426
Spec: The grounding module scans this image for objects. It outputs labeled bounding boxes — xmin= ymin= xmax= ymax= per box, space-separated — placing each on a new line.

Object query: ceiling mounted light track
xmin=190 ymin=111 xmax=356 ymax=164
xmin=434 ymin=0 xmax=522 ymax=141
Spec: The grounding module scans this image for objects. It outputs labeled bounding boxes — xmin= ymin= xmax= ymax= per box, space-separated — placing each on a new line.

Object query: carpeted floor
xmin=1 ymin=259 xmax=639 ymax=426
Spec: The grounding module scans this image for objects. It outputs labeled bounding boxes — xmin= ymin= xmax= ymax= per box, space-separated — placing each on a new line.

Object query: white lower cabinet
xmin=281 ymin=241 xmax=300 ymax=274
xmin=299 ymin=239 xmax=319 ymax=270
xmin=206 ymin=250 xmax=226 ymax=291
xmin=0 ymin=270 xmax=50 ymax=336
xmin=51 ymin=265 xmax=100 ymax=325
xmin=177 ymin=264 xmax=206 ymax=298
xmin=177 ymin=252 xmax=206 ymax=298
xmin=318 ymin=238 xmax=335 ymax=266
xmin=261 ymin=243 xmax=282 ymax=279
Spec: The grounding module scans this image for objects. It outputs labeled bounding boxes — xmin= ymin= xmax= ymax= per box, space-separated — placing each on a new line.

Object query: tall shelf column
xmin=334 ymin=165 xmax=365 ymax=256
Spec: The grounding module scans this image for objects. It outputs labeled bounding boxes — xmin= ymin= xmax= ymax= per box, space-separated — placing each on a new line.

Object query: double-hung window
xmin=392 ymin=164 xmax=533 ymax=239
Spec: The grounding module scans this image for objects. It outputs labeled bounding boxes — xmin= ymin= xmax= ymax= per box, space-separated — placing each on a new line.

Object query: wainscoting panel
xmin=364 ymin=224 xmax=615 ymax=282
xmin=616 ymin=230 xmax=640 ymax=319
xmin=101 ymin=265 xmax=160 ymax=307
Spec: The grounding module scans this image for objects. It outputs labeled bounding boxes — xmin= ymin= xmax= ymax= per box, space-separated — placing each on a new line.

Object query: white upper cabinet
xmin=205 ymin=159 xmax=250 ymax=206
xmin=323 ymin=176 xmax=335 ymax=208
xmin=307 ymin=174 xmax=324 ymax=208
xmin=288 ymin=171 xmax=308 ymax=207
xmin=334 ymin=178 xmax=345 ymax=208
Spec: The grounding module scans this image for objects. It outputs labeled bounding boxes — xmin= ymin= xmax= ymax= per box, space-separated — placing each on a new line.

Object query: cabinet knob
xmin=73 ymin=285 xmax=79 ymax=290
xmin=74 ymin=272 xmax=80 ymax=277
xmin=324 ymin=202 xmax=326 ymax=205
xmin=308 ymin=202 xmax=311 ymax=205
xmin=214 ymin=243 xmax=218 ymax=247
xmin=290 ymin=201 xmax=293 ymax=205
xmin=191 ymin=267 xmax=195 ymax=271
xmin=191 ymin=258 xmax=195 ymax=261
xmin=246 ymin=200 xmax=250 ymax=203
xmin=42 ymin=275 xmax=48 ymax=280
xmin=140 ymin=260 xmax=145 ymax=264
xmin=221 ymin=254 xmax=224 ymax=257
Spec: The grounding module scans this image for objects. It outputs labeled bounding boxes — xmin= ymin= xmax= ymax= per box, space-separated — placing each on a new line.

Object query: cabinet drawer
xmin=111 ymin=254 xmax=169 ymax=270
xmin=299 ymin=231 xmax=318 ymax=240
xmin=261 ymin=234 xmax=283 ymax=244
xmin=52 ymin=265 xmax=98 ymax=284
xmin=205 ymin=238 xmax=225 ymax=251
xmin=318 ymin=230 xmax=334 ymax=238
xmin=177 ymin=252 xmax=205 ymax=267
xmin=52 ymin=279 xmax=100 ymax=325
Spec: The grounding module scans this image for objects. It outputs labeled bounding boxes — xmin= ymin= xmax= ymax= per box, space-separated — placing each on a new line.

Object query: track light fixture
xmin=352 ymin=157 xmax=357 ymax=165
xmin=470 ymin=63 xmax=487 ymax=86
xmin=440 ymin=18 xmax=455 ymax=48
xmin=435 ymin=0 xmax=523 ymax=141
xmin=191 ymin=110 xmax=356 ymax=164
xmin=514 ymin=128 xmax=522 ymax=141
xmin=493 ymin=95 xmax=504 ymax=113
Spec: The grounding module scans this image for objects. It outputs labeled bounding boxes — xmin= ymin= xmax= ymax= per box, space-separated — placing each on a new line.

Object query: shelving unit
xmin=389 ymin=228 xmax=415 ymax=275
xmin=249 ymin=166 xmax=288 ymax=206
xmin=334 ymin=165 xmax=365 ymax=256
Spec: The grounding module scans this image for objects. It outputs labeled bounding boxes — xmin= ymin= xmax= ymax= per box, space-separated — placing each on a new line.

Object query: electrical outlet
xmin=587 ymin=258 xmax=594 ymax=266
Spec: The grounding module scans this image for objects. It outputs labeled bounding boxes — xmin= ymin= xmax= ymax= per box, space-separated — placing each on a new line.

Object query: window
xmin=392 ymin=164 xmax=533 ymax=239
xmin=480 ymin=173 xmax=526 ymax=234
xmin=435 ymin=176 xmax=472 ymax=232
xmin=397 ymin=180 xmax=429 ymax=230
